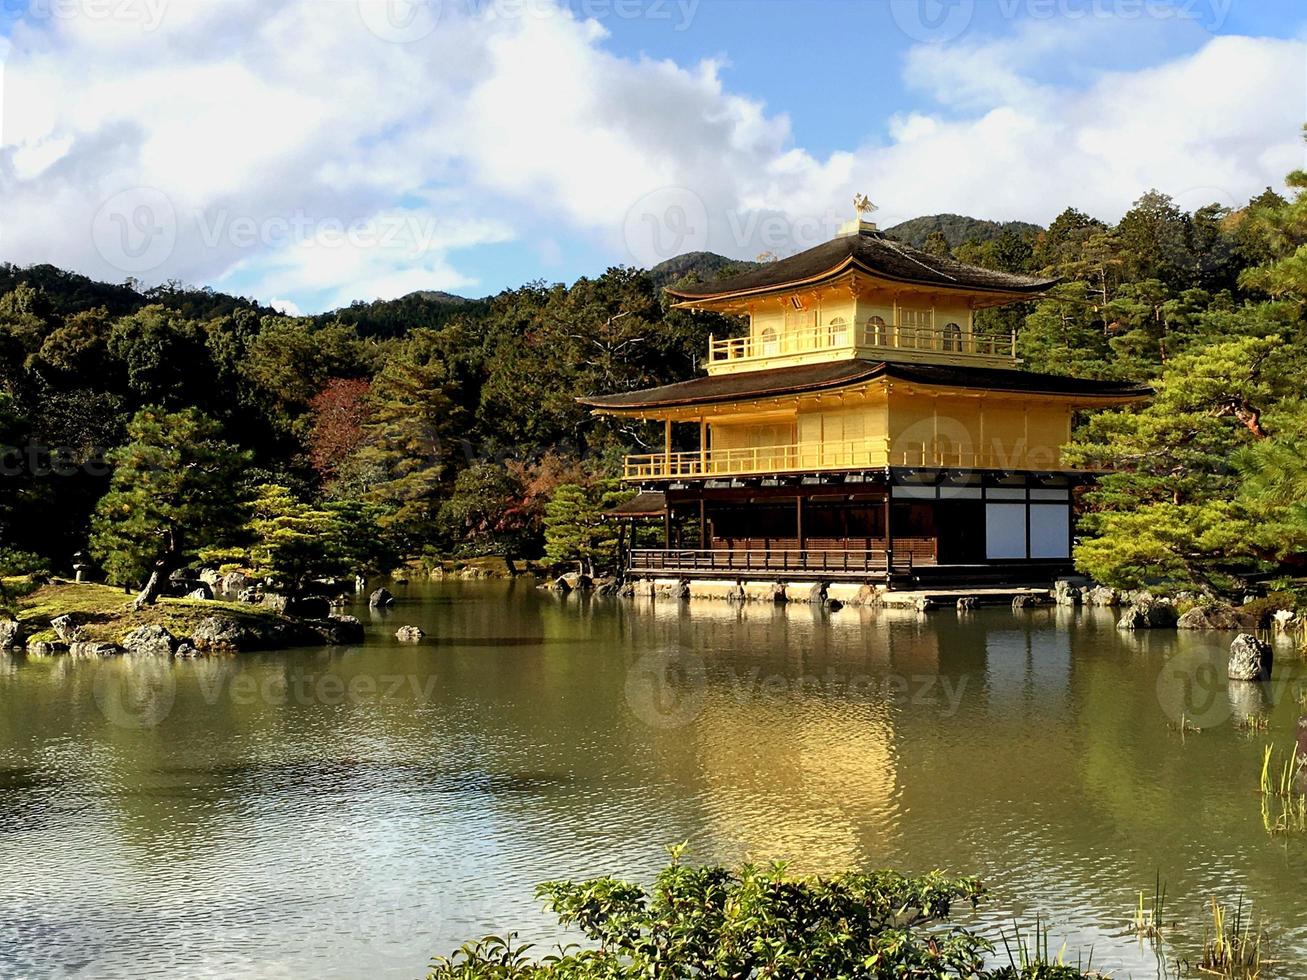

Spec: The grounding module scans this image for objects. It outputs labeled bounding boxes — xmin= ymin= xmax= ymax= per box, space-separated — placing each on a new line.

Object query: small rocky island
xmin=1 ymin=578 xmax=363 ymax=658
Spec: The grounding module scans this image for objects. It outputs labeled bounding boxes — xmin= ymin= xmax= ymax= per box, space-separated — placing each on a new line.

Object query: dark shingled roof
xmin=666 ymin=228 xmax=1058 ymax=301
xmin=604 ymin=491 xmax=667 ymax=517
xmin=580 ymin=360 xmax=1150 ymax=411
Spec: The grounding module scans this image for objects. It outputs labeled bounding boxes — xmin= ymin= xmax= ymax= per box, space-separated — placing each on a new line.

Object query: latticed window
xmin=866 ymin=315 xmax=888 ymax=346
xmin=760 ymin=326 xmax=779 ymax=357
xmin=942 ymin=322 xmax=963 ymax=352
xmin=828 ymin=316 xmax=849 ymax=347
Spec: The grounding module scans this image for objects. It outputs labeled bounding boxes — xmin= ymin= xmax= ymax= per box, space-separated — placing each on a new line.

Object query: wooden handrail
xmin=708 ymin=321 xmax=1016 ymax=364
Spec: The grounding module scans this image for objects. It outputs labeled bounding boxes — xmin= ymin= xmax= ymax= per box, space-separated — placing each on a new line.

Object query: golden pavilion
xmin=582 ymin=217 xmax=1149 ymax=586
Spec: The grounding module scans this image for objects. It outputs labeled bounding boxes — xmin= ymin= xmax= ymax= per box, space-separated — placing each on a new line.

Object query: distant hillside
xmin=649 ymin=251 xmax=761 ymax=291
xmin=319 ymin=290 xmax=489 ymax=338
xmin=883 ymin=214 xmax=1043 ymax=249
xmin=0 ymin=262 xmax=268 ymax=320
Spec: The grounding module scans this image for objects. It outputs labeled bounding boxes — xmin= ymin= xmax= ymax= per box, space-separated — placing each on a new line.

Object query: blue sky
xmin=2 ymin=0 xmax=1305 ymax=312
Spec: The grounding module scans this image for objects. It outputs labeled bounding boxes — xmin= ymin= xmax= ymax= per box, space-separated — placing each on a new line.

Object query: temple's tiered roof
xmin=666 ymin=226 xmax=1059 ymax=304
xmin=581 ymin=360 xmax=1150 ymax=412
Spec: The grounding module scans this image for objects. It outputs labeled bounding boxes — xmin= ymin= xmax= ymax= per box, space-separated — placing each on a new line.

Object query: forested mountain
xmin=883 ymin=213 xmax=1044 ymax=249
xmin=649 ymin=251 xmax=762 ymax=290
xmin=4 ymin=165 xmax=1307 ymax=598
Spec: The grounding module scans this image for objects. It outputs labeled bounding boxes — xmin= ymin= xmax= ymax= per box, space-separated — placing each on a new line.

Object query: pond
xmin=1 ymin=581 xmax=1305 ymax=978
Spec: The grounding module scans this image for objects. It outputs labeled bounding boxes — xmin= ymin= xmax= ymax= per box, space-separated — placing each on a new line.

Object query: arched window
xmin=866 ymin=315 xmax=888 ymax=347
xmin=942 ymin=322 xmax=963 ymax=352
xmin=760 ymin=326 xmax=779 ymax=357
xmin=828 ymin=316 xmax=849 ymax=348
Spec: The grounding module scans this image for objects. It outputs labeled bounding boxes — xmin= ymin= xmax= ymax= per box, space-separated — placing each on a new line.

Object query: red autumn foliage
xmin=307 ymin=378 xmax=372 ymax=484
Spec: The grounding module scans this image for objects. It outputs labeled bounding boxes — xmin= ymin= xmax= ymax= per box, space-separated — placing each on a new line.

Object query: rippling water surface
xmin=2 ymin=581 xmax=1306 ymax=978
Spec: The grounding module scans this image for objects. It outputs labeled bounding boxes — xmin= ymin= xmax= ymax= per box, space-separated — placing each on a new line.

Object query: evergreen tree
xmin=90 ymin=407 xmax=250 ymax=607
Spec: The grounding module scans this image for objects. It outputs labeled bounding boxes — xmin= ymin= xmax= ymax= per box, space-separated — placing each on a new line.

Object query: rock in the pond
xmin=368 ymin=588 xmax=395 ymax=608
xmin=190 ymin=616 xmax=256 ymax=653
xmin=174 ymin=642 xmax=201 ymax=659
xmin=1228 ymin=633 xmax=1273 ymax=682
xmin=285 ymin=596 xmax=331 ymax=619
xmin=121 ymin=624 xmax=177 ymax=657
xmin=0 ymin=619 xmax=26 ymax=650
xmin=1053 ymin=580 xmax=1083 ymax=606
xmin=825 ymin=598 xmax=844 ymax=611
xmin=395 ymin=625 xmax=425 ymax=642
xmin=308 ymin=615 xmax=364 ymax=645
xmin=957 ymin=596 xmax=978 ymax=611
xmin=1117 ymin=596 xmax=1178 ymax=630
xmin=550 ymin=576 xmax=572 ymax=594
xmin=185 ymin=585 xmax=213 ymax=601
xmin=1083 ymin=585 xmax=1121 ymax=607
xmin=1012 ymin=593 xmax=1050 ymax=609
xmin=656 ymin=580 xmax=690 ymax=600
xmin=68 ymin=641 xmax=121 ymax=658
xmin=593 ymin=577 xmax=620 ymax=597
xmin=1273 ymin=610 xmax=1299 ymax=632
xmin=50 ymin=614 xmax=87 ymax=644
xmin=914 ymin=596 xmax=936 ymax=613
xmin=562 ymin=573 xmax=594 ymax=592
xmin=26 ymin=640 xmax=61 ymax=657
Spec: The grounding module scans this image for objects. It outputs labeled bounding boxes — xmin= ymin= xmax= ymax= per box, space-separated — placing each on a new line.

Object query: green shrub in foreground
xmin=426 ymin=850 xmax=1095 ymax=979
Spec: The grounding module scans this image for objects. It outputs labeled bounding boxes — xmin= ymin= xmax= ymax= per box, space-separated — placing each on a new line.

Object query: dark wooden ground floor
xmin=614 ymin=468 xmax=1082 ymax=587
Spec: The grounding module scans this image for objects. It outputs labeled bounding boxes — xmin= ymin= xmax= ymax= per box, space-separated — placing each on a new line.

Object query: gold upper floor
xmin=703 ymin=274 xmax=1016 ymax=375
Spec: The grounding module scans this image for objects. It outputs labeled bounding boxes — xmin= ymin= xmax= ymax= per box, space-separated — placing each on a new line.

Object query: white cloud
xmin=0 ymin=1 xmax=1303 ymax=312
xmin=269 ymin=296 xmax=302 ymax=317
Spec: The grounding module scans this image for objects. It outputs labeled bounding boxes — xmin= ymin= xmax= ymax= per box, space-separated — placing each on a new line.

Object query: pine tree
xmin=90 ymin=407 xmax=251 ymax=607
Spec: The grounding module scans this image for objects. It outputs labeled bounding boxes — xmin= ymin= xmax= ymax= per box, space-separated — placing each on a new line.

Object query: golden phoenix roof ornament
xmin=853 ymin=193 xmax=878 ymax=218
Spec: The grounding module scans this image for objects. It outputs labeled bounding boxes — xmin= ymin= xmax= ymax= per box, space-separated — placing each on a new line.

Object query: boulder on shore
xmin=368 ymin=588 xmax=395 ymax=608
xmin=69 ymin=641 xmax=121 ymax=658
xmin=50 ymin=614 xmax=88 ymax=644
xmin=121 ymin=624 xmax=178 ymax=657
xmin=1177 ymin=604 xmax=1246 ymax=630
xmin=1228 ymin=633 xmax=1273 ymax=682
xmin=1117 ymin=596 xmax=1178 ymax=630
xmin=221 ymin=571 xmax=249 ymax=595
xmin=395 ymin=625 xmax=425 ymax=642
xmin=190 ymin=616 xmax=256 ymax=654
xmin=310 ymin=615 xmax=364 ymax=645
xmin=0 ymin=619 xmax=26 ymax=650
xmin=185 ymin=585 xmax=213 ymax=601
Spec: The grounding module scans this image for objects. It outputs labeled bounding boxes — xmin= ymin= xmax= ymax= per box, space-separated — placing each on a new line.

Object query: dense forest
xmin=3 ymin=144 xmax=1307 ymax=600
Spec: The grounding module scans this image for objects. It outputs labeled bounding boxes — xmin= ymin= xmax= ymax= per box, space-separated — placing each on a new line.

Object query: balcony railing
xmin=623 ymin=437 xmax=1069 ymax=480
xmin=707 ymin=322 xmax=1016 ymax=367
xmin=628 ymin=539 xmax=938 ymax=576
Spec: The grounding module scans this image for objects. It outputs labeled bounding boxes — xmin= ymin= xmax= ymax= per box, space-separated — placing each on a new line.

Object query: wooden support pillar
xmin=663 ymin=508 xmax=672 ymax=550
xmin=796 ymin=495 xmax=805 ymax=551
xmin=699 ymin=417 xmax=707 ymax=474
xmin=698 ymin=498 xmax=706 ymax=549
xmin=883 ymin=490 xmax=894 ymax=573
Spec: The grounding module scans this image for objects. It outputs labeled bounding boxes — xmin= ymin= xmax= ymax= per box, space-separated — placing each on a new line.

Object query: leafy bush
xmin=426 ymin=850 xmax=1094 ymax=979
